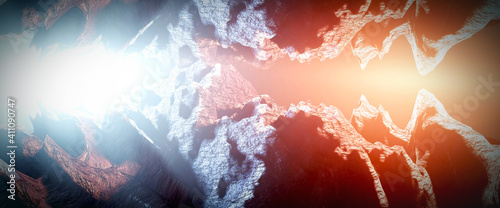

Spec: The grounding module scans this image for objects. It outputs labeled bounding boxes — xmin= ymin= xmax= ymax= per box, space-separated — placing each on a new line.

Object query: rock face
xmin=2 ymin=88 xmax=499 ymax=207
xmin=3 ymin=0 xmax=500 ymax=73
xmin=1 ymin=0 xmax=500 ymax=208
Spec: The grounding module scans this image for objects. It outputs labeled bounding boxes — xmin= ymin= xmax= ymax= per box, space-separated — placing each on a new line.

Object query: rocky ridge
xmin=0 ymin=0 xmax=499 ymax=207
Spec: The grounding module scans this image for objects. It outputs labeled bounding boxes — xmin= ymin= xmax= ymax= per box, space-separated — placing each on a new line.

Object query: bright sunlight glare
xmin=0 ymin=41 xmax=147 ymax=131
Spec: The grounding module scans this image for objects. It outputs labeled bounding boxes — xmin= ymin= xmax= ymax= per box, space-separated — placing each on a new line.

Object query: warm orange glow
xmin=239 ymin=23 xmax=500 ymax=142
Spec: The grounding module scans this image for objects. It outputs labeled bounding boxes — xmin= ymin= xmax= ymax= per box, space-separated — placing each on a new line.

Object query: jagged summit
xmin=1 ymin=0 xmax=499 ymax=207
xmin=2 ymin=85 xmax=499 ymax=207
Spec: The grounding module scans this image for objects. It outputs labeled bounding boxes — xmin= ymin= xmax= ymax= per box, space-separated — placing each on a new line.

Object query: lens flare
xmin=0 ymin=41 xmax=146 ymax=130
